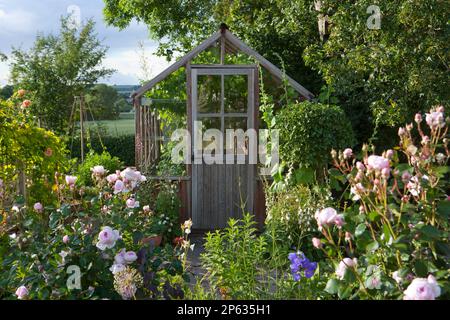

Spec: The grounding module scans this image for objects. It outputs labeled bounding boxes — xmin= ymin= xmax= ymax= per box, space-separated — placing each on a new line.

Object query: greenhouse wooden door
xmin=191 ymin=66 xmax=256 ymax=230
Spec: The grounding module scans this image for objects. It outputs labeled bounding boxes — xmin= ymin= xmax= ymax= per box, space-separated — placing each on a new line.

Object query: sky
xmin=0 ymin=0 xmax=171 ymax=86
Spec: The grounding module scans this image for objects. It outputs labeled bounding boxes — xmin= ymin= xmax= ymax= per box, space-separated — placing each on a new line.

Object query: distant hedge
xmin=70 ymin=134 xmax=135 ymax=166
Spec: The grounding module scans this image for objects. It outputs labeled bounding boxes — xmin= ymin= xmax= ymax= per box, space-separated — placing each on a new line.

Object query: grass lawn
xmin=84 ymin=117 xmax=135 ymax=136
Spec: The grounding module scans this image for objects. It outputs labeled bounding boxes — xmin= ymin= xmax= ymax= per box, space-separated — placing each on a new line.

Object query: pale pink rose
xmin=106 ymin=173 xmax=118 ymax=184
xmin=403 ymin=275 xmax=441 ymax=300
xmin=312 ymin=237 xmax=322 ymax=249
xmin=398 ymin=127 xmax=405 ymax=136
xmin=356 ymin=161 xmax=365 ymax=171
xmin=15 ymin=285 xmax=29 ymax=300
xmin=33 ymin=202 xmax=43 ymax=212
xmin=109 ymin=263 xmax=126 ymax=274
xmin=334 ymin=214 xmax=345 ymax=228
xmin=343 ymin=148 xmax=353 ymax=159
xmin=126 ymin=198 xmax=139 ymax=208
xmin=401 ymin=171 xmax=412 ymax=184
xmin=17 ymin=89 xmax=26 ymax=97
xmin=113 ymin=180 xmax=125 ymax=194
xmin=367 ymin=155 xmax=390 ymax=171
xmin=96 ymin=226 xmax=120 ymax=250
xmin=143 ymin=205 xmax=151 ymax=213
xmin=392 ymin=271 xmax=402 ymax=284
xmin=421 ymin=135 xmax=430 ymax=145
xmin=336 ymin=258 xmax=357 ymax=280
xmin=436 ymin=106 xmax=444 ymax=113
xmin=114 ymin=249 xmax=127 ymax=265
xmin=350 ymin=183 xmax=365 ymax=201
xmin=425 ymin=111 xmax=445 ymax=129
xmin=315 ymin=207 xmax=338 ymax=230
xmin=65 ymin=175 xmax=77 ymax=186
xmin=414 ymin=113 xmax=423 ymax=123
xmin=91 ymin=165 xmax=106 ymax=176
xmin=63 ymin=235 xmax=70 ymax=244
xmin=124 ymin=251 xmax=137 ymax=263
xmin=345 ymin=232 xmax=352 ymax=241
xmin=381 ymin=167 xmax=390 ymax=178
xmin=385 ymin=149 xmax=394 ymax=159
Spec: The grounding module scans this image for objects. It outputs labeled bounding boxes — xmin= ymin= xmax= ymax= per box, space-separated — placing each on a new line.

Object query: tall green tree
xmin=85 ymin=84 xmax=121 ymax=120
xmin=304 ymin=0 xmax=449 ymax=146
xmin=10 ymin=18 xmax=115 ymax=133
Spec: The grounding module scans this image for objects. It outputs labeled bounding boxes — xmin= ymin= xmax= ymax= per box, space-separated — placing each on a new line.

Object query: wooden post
xmin=78 ymin=96 xmax=85 ymax=162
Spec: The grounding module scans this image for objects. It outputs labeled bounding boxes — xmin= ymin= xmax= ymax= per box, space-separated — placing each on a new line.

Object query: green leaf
xmin=355 ymin=223 xmax=366 ymax=237
xmin=437 ymin=200 xmax=450 ymax=218
xmin=414 ymin=260 xmax=428 ymax=277
xmin=325 ymin=278 xmax=339 ymax=295
xmin=417 ymin=225 xmax=441 ymax=239
xmin=366 ymin=240 xmax=379 ymax=252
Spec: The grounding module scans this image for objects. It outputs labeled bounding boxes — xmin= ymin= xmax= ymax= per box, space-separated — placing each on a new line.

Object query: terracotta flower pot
xmin=141 ymin=235 xmax=162 ymax=247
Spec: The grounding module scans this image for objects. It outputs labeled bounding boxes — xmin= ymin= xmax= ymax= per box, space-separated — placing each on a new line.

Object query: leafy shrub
xmin=0 ymin=92 xmax=69 ymax=206
xmin=276 ymin=101 xmax=355 ymax=171
xmin=71 ymin=134 xmax=135 ymax=166
xmin=312 ymin=106 xmax=449 ymax=299
xmin=0 ymin=166 xmax=189 ymax=300
xmin=265 ymin=184 xmax=331 ymax=257
xmin=200 ymin=213 xmax=322 ymax=299
xmin=75 ymin=151 xmax=123 ymax=186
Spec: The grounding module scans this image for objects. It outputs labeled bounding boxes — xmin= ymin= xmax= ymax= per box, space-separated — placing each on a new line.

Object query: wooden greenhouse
xmin=132 ymin=24 xmax=313 ymax=231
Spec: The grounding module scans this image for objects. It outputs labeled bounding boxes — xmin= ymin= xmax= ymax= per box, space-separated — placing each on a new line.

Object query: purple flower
xmin=288 ymin=251 xmax=317 ymax=281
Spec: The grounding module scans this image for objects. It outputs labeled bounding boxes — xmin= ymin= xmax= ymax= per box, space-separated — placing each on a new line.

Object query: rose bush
xmin=0 ymin=164 xmax=190 ymax=300
xmin=312 ymin=106 xmax=449 ymax=299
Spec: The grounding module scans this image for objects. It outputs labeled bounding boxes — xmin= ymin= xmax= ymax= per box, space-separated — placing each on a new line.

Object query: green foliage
xmin=265 ymin=185 xmax=331 ymax=257
xmin=71 ymin=134 xmax=135 ymax=166
xmin=10 ymin=17 xmax=114 ymax=133
xmin=0 ymin=166 xmax=187 ymax=300
xmin=276 ymin=101 xmax=355 ymax=171
xmin=0 ymin=85 xmax=14 ymax=100
xmin=75 ymin=151 xmax=123 ymax=187
xmin=304 ymin=0 xmax=449 ymax=147
xmin=102 ymin=0 xmax=323 ymax=93
xmin=85 ymin=84 xmax=124 ymax=120
xmin=316 ymin=107 xmax=449 ymax=299
xmin=200 ymin=213 xmax=322 ymax=299
xmin=0 ymin=93 xmax=69 ymax=206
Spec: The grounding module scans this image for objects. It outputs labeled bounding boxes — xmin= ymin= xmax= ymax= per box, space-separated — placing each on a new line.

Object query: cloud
xmin=101 ymin=45 xmax=171 ymax=85
xmin=0 ymin=8 xmax=37 ymax=35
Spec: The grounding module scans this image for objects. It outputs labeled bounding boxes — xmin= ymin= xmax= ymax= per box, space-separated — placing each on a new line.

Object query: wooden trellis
xmin=135 ymin=98 xmax=163 ymax=172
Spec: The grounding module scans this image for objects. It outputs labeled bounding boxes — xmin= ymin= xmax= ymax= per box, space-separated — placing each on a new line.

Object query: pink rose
xmin=343 ymin=148 xmax=353 ymax=159
xmin=96 ymin=226 xmax=120 ymax=250
xmin=414 ymin=113 xmax=422 ymax=123
xmin=401 ymin=171 xmax=412 ymax=184
xmin=356 ymin=161 xmax=365 ymax=171
xmin=385 ymin=149 xmax=394 ymax=159
xmin=44 ymin=147 xmax=53 ymax=157
xmin=403 ymin=275 xmax=441 ymax=300
xmin=63 ymin=235 xmax=70 ymax=244
xmin=334 ymin=214 xmax=345 ymax=228
xmin=65 ymin=175 xmax=77 ymax=187
xmin=367 ymin=155 xmax=390 ymax=171
xmin=381 ymin=167 xmax=390 ymax=178
xmin=106 ymin=173 xmax=118 ymax=184
xmin=92 ymin=165 xmax=106 ymax=176
xmin=398 ymin=127 xmax=405 ymax=136
xmin=425 ymin=111 xmax=445 ymax=129
xmin=315 ymin=207 xmax=338 ymax=230
xmin=17 ymin=89 xmax=26 ymax=97
xmin=312 ymin=237 xmax=322 ymax=249
xmin=336 ymin=258 xmax=357 ymax=280
xmin=33 ymin=202 xmax=43 ymax=212
xmin=124 ymin=251 xmax=137 ymax=263
xmin=21 ymin=100 xmax=31 ymax=108
xmin=113 ymin=180 xmax=125 ymax=194
xmin=126 ymin=198 xmax=139 ymax=208
xmin=15 ymin=285 xmax=29 ymax=300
